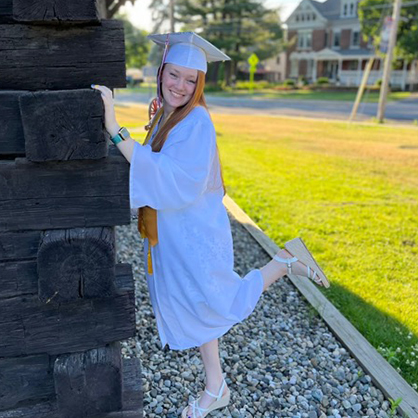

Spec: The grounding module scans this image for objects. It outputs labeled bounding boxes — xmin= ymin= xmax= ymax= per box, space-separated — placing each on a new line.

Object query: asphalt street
xmin=115 ymin=91 xmax=418 ymax=124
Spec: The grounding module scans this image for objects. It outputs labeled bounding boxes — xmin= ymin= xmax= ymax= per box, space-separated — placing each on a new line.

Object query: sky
xmin=120 ymin=0 xmax=303 ymax=32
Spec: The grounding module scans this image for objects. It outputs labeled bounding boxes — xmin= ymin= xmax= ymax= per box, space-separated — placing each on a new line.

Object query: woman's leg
xmin=185 ymin=338 xmax=228 ymax=416
xmin=261 ymin=248 xmax=313 ymax=292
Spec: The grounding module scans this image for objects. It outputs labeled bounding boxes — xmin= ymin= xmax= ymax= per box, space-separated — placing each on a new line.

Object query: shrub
xmin=316 ymin=77 xmax=329 ymax=85
xmin=283 ymin=79 xmax=296 ymax=87
xmin=235 ymin=80 xmax=272 ymax=90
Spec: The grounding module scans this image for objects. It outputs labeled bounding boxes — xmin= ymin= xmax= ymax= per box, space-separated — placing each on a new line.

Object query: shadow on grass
xmin=315 ymin=282 xmax=418 ymax=390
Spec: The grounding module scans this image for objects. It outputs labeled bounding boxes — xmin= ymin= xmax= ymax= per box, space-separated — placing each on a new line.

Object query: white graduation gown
xmin=129 ymin=106 xmax=264 ymax=350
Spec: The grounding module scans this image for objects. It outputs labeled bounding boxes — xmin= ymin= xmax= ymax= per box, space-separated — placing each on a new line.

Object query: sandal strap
xmin=204 ymin=378 xmax=226 ymax=400
xmin=191 ymin=400 xmax=209 ymax=417
xmin=307 ymin=266 xmax=322 ymax=285
xmin=273 ymin=255 xmax=298 ymax=275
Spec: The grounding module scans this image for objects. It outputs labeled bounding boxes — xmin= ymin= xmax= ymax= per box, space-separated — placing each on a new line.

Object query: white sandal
xmin=273 ymin=237 xmax=330 ymax=288
xmin=181 ymin=378 xmax=230 ymax=418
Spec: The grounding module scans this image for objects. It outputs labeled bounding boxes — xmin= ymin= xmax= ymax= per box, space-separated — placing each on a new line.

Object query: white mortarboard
xmin=148 ymin=31 xmax=231 ymax=74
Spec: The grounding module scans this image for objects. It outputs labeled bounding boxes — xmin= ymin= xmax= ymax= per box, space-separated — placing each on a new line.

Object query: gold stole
xmin=137 ymin=108 xmax=164 ymax=275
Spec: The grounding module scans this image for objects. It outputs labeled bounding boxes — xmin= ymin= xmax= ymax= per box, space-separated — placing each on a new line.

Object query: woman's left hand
xmin=91 ymin=84 xmax=120 ymax=137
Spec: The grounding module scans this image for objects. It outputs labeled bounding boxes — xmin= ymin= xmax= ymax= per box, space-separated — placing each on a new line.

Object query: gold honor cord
xmin=137 ymin=108 xmax=164 ymax=275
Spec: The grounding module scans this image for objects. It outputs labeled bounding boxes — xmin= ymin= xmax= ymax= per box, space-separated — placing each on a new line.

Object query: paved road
xmin=115 ymin=92 xmax=418 ymax=124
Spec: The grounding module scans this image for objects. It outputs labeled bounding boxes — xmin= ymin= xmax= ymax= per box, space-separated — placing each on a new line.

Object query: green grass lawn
xmin=116 ymin=104 xmax=418 ymax=391
xmin=115 ymin=86 xmax=412 ymax=103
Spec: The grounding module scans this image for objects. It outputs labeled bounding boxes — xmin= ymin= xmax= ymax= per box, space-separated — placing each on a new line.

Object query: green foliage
xmin=235 ymin=80 xmax=272 ymax=90
xmin=316 ymin=77 xmax=329 ymax=85
xmin=358 ymin=0 xmax=418 ymax=61
xmin=174 ymin=0 xmax=283 ymax=83
xmin=388 ymin=397 xmax=402 ymax=418
xmin=116 ymin=13 xmax=150 ymax=69
xmin=283 ymin=79 xmax=296 ymax=87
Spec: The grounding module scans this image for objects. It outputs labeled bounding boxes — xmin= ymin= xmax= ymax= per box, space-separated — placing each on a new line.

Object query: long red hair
xmin=147 ymin=66 xmax=226 ymax=196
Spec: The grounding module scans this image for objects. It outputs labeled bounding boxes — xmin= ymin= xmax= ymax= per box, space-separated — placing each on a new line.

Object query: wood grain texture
xmin=20 ymin=89 xmax=108 ymax=162
xmin=0 ymin=91 xmax=25 ymax=155
xmin=0 ymin=153 xmax=130 ymax=232
xmin=0 ymin=230 xmax=41 ymax=262
xmin=54 ymin=343 xmax=122 ymax=417
xmin=0 ymin=20 xmax=125 ymax=90
xmin=0 ymin=354 xmax=54 ymax=411
xmin=0 ymin=358 xmax=142 ymax=418
xmin=0 ymin=259 xmax=38 ymax=298
xmin=0 ymin=290 xmax=135 ymax=357
xmin=13 ymin=0 xmax=99 ymax=23
xmin=0 ymin=261 xmax=133 ymax=299
xmin=222 ymin=193 xmax=418 ymax=418
xmin=37 ymin=227 xmax=116 ymax=303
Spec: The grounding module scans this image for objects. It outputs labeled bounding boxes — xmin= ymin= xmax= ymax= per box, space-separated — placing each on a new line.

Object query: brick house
xmin=277 ymin=0 xmax=418 ymax=90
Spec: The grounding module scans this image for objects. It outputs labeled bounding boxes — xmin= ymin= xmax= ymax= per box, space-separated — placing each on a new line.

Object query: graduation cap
xmin=148 ymin=31 xmax=231 ymax=74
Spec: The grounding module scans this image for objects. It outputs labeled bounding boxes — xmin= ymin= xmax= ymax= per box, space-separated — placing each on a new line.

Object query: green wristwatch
xmin=111 ymin=127 xmax=130 ymax=145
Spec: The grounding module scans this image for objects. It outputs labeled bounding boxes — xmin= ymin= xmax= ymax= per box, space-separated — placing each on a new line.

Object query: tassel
xmin=147 ymin=245 xmax=153 ymax=275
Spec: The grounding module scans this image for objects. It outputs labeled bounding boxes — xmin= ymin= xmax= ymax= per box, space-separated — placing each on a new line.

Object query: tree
xmin=150 ymin=0 xmax=283 ymax=85
xmin=358 ymin=0 xmax=418 ymax=62
xmin=116 ymin=13 xmax=150 ymax=69
xmin=97 ymin=0 xmax=139 ymax=18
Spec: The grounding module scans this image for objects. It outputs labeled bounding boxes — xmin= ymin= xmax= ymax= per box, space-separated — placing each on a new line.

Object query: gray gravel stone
xmin=117 ymin=214 xmax=402 ymax=417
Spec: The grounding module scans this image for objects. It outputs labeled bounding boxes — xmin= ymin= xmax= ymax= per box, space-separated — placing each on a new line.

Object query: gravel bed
xmin=117 ymin=212 xmax=400 ymax=418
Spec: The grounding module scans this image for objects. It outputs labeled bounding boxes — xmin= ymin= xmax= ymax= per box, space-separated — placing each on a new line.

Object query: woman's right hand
xmin=91 ymin=84 xmax=120 ymax=138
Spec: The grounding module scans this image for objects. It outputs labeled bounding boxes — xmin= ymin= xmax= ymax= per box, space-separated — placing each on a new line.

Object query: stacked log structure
xmin=0 ymin=0 xmax=142 ymax=416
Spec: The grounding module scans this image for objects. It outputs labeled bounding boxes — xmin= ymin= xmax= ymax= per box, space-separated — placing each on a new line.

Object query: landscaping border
xmin=223 ymin=193 xmax=418 ymax=418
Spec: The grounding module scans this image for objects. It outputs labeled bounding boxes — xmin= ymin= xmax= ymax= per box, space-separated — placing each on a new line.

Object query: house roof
xmin=310 ymin=0 xmax=341 ymax=20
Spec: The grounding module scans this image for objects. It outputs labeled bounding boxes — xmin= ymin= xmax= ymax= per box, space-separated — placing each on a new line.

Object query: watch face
xmin=119 ymin=127 xmax=130 ymax=140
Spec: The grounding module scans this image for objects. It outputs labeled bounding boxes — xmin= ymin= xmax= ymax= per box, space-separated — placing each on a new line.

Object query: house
xmin=274 ymin=0 xmax=417 ymax=90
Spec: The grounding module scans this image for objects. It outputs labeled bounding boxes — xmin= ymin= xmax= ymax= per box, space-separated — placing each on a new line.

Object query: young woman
xmin=92 ymin=32 xmax=330 ymax=418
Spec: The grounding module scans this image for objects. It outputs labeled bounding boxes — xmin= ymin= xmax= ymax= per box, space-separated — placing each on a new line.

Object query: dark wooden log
xmin=0 ymin=153 xmax=130 ymax=232
xmin=37 ymin=227 xmax=116 ymax=303
xmin=0 ymin=290 xmax=135 ymax=357
xmin=19 ymin=89 xmax=108 ymax=162
xmin=54 ymin=343 xmax=122 ymax=417
xmin=0 ymin=358 xmax=142 ymax=418
xmin=114 ymin=263 xmax=134 ymax=292
xmin=13 ymin=0 xmax=100 ymax=23
xmin=0 ymin=261 xmax=133 ymax=299
xmin=0 ymin=20 xmax=125 ymax=90
xmin=0 ymin=0 xmax=13 ymax=23
xmin=0 ymin=91 xmax=25 ymax=156
xmin=0 ymin=230 xmax=41 ymax=262
xmin=0 ymin=354 xmax=54 ymax=411
xmin=0 ymin=259 xmax=37 ymax=298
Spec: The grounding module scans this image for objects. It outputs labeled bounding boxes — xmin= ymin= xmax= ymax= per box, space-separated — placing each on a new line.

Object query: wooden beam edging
xmin=223 ymin=193 xmax=418 ymax=418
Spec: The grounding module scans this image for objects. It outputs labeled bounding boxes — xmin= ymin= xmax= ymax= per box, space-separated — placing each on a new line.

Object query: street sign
xmin=247 ymin=53 xmax=259 ymax=92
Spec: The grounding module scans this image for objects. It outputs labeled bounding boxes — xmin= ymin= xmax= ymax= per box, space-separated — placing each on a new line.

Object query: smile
xmin=170 ymin=90 xmax=184 ymax=98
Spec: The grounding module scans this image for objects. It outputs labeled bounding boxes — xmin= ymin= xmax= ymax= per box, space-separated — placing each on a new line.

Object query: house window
xmin=296 ymin=15 xmax=299 ymax=22
xmin=306 ymin=32 xmax=312 ymax=48
xmin=313 ymin=14 xmax=316 ymax=20
xmin=276 ymin=56 xmax=281 ymax=65
xmin=298 ymin=31 xmax=313 ymax=49
xmin=343 ymin=4 xmax=347 ymax=16
xmin=350 ymin=3 xmax=354 ymax=15
xmin=352 ymin=31 xmax=360 ymax=47
xmin=333 ymin=31 xmax=341 ymax=48
xmin=324 ymin=31 xmax=329 ymax=47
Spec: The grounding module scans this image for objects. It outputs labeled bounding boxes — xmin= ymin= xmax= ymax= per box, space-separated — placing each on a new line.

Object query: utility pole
xmin=169 ymin=0 xmax=175 ymax=32
xmin=376 ymin=0 xmax=402 ymax=122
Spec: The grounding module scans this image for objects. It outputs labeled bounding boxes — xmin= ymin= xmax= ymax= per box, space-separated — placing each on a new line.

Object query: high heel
xmin=181 ymin=378 xmax=230 ymax=417
xmin=273 ymin=237 xmax=330 ymax=288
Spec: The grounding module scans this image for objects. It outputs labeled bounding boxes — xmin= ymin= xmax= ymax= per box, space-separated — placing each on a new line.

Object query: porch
xmin=289 ymin=49 xmax=418 ymax=90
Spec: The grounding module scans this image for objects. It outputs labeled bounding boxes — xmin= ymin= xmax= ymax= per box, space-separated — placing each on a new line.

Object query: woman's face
xmin=161 ymin=63 xmax=198 ymax=112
